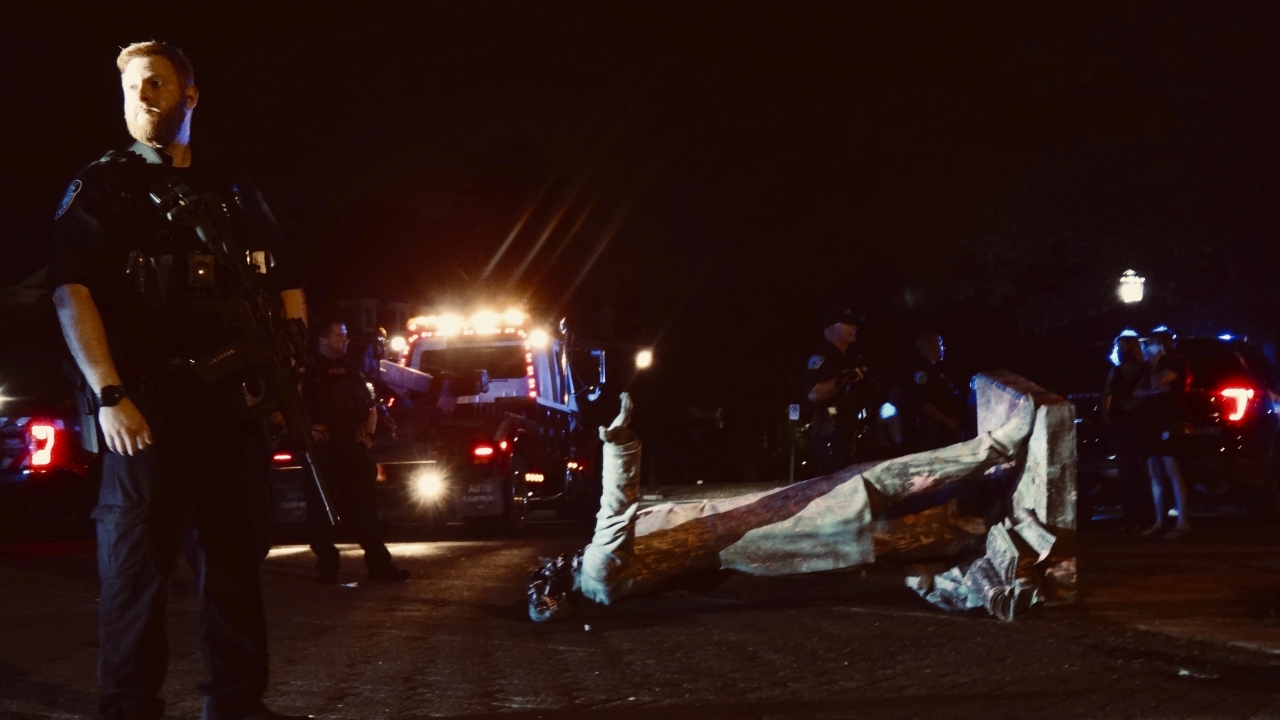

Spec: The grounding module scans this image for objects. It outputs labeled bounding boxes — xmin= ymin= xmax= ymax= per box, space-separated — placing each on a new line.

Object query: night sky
xmin=4 ymin=2 xmax=1276 ymax=458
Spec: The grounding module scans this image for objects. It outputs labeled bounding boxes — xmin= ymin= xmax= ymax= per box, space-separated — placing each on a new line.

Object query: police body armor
xmin=95 ymin=150 xmax=340 ymax=525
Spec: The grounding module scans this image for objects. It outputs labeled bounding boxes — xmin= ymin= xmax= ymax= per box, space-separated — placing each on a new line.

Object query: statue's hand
xmin=599 ymin=392 xmax=637 ymax=444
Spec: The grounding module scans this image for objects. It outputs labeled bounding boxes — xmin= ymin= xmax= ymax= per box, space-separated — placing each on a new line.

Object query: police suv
xmin=0 ymin=295 xmax=97 ymax=539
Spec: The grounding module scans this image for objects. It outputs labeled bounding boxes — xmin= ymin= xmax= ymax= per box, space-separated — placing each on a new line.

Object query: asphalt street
xmin=2 ymin=521 xmax=1279 ymax=720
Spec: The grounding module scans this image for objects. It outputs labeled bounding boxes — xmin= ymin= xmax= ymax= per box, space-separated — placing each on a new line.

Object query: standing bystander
xmin=1135 ymin=327 xmax=1192 ymax=540
xmin=1100 ymin=333 xmax=1152 ymax=530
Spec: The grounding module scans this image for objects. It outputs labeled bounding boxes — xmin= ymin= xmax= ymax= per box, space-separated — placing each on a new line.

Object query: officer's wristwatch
xmin=97 ymin=385 xmax=128 ymax=409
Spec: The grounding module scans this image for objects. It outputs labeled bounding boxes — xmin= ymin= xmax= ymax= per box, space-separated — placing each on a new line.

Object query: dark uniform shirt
xmin=46 ymin=142 xmax=299 ymax=376
xmin=909 ymin=360 xmax=963 ymax=449
xmin=803 ymin=341 xmax=864 ymax=415
xmin=803 ymin=340 xmax=874 ymax=474
xmin=304 ymin=356 xmax=375 ymax=441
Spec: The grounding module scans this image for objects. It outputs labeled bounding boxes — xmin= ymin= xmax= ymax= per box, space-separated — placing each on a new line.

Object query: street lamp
xmin=635 ymin=349 xmax=654 ymax=370
xmin=1118 ymin=270 xmax=1145 ymax=304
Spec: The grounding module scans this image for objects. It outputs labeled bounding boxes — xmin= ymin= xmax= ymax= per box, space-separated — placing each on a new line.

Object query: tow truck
xmin=271 ymin=308 xmax=612 ymax=535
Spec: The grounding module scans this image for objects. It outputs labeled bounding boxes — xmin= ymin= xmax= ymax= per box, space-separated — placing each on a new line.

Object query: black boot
xmin=368 ymin=565 xmax=410 ymax=582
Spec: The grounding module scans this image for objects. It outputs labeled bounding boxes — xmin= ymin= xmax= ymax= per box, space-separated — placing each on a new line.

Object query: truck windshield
xmin=418 ymin=344 xmax=526 ymax=380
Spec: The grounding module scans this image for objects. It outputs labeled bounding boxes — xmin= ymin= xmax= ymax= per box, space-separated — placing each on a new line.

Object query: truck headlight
xmin=411 ymin=470 xmax=448 ymax=503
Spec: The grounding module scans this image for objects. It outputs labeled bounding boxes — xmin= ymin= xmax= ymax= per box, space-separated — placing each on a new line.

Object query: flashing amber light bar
xmin=407 ymin=309 xmax=526 ymax=335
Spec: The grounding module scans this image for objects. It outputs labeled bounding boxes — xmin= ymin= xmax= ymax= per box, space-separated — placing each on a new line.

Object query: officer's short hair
xmin=116 ymin=41 xmax=195 ymax=92
xmin=916 ymin=331 xmax=942 ymax=354
xmin=317 ymin=318 xmax=344 ymax=334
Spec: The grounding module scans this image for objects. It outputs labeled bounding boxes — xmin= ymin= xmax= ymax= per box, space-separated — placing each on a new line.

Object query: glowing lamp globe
xmin=1119 ymin=270 xmax=1145 ymax=304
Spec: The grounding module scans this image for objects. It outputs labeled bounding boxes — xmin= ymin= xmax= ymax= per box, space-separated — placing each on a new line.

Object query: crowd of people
xmin=801 ymin=308 xmax=1196 ymax=543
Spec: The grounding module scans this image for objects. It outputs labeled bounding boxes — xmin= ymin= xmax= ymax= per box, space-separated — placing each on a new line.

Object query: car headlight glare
xmin=412 ymin=470 xmax=447 ymax=503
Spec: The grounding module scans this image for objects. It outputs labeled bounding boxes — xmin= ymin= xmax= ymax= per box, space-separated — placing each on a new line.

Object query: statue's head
xmin=527 ymin=551 xmax=582 ymax=622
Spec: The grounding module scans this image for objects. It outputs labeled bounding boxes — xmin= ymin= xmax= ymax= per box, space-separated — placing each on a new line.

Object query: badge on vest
xmin=54 ymin=180 xmax=82 ymax=220
xmin=808 ymin=355 xmax=824 ymax=370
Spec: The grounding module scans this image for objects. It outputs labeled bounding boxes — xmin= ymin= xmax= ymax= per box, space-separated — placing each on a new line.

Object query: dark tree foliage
xmin=960 ymin=1 xmax=1278 ymax=339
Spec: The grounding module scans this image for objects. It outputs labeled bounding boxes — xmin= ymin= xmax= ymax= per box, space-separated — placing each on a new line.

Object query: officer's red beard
xmin=125 ymin=101 xmax=188 ymax=148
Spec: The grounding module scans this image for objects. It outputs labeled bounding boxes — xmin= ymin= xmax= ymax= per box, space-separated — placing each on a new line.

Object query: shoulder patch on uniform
xmin=54 ymin=180 xmax=82 ymax=220
xmin=808 ymin=355 xmax=824 ymax=370
xmin=914 ymin=371 xmax=929 ymax=385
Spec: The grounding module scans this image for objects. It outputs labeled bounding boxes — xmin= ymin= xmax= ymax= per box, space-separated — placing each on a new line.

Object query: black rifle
xmin=148 ymin=181 xmax=340 ymax=526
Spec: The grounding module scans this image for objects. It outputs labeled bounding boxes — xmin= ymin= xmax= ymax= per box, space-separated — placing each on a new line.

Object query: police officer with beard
xmin=803 ymin=307 xmax=869 ymax=476
xmin=303 ymin=320 xmax=408 ymax=584
xmin=47 ymin=42 xmax=312 ymax=720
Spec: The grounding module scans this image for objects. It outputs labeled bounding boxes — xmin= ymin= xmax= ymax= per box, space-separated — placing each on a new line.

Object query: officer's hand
xmin=358 ymin=434 xmax=373 ymax=449
xmin=312 ymin=424 xmax=331 ymax=443
xmin=100 ymin=399 xmax=153 ymax=456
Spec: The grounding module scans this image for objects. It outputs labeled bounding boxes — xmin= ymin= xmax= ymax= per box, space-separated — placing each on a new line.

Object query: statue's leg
xmin=577 ymin=396 xmax=643 ymax=605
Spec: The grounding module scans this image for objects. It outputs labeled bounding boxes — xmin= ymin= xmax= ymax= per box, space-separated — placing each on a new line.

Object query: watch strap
xmin=98 ymin=385 xmax=127 ymax=408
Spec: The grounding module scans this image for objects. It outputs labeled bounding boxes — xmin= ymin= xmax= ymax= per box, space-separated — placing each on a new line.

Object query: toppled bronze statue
xmin=530 ymin=390 xmax=1057 ymax=623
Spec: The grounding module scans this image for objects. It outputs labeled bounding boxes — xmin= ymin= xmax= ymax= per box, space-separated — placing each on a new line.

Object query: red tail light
xmin=1219 ymin=387 xmax=1256 ymax=423
xmin=272 ymin=452 xmax=294 ymax=464
xmin=472 ymin=443 xmax=495 ymax=464
xmin=28 ymin=422 xmax=57 ymax=467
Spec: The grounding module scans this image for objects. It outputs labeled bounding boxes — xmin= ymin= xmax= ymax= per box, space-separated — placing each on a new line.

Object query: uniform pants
xmin=94 ymin=373 xmax=270 ymax=720
xmin=304 ymin=440 xmax=393 ymax=576
xmin=809 ymin=423 xmax=852 ymax=477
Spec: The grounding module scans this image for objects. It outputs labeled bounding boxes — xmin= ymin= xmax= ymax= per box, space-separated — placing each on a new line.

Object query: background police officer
xmin=47 ymin=42 xmax=311 ymax=720
xmin=802 ymin=307 xmax=867 ymax=476
xmin=909 ymin=331 xmax=963 ymax=451
xmin=303 ymin=320 xmax=408 ymax=584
